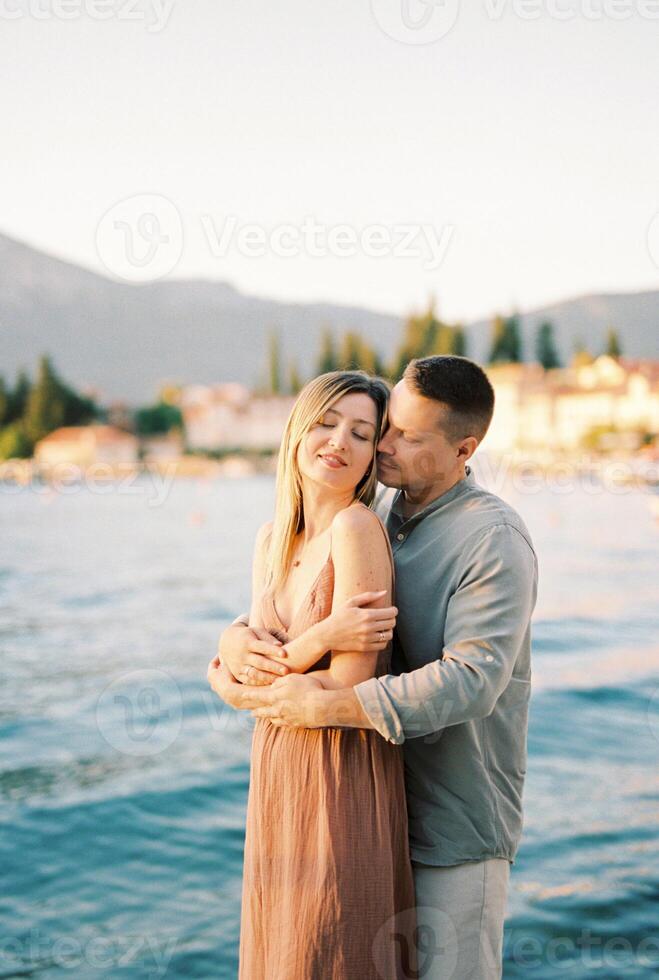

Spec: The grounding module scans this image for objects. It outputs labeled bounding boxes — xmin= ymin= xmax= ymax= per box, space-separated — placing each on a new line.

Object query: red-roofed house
xmin=34 ymin=425 xmax=139 ymax=468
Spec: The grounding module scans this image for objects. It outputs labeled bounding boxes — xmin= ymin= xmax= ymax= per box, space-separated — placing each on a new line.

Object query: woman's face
xmin=297 ymin=391 xmax=379 ymax=495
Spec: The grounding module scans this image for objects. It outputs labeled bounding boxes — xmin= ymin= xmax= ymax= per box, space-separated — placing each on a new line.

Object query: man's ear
xmin=457 ymin=436 xmax=478 ymax=461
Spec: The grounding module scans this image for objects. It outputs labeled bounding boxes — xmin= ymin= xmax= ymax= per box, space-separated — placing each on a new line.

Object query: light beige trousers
xmin=411 ymin=858 xmax=510 ymax=979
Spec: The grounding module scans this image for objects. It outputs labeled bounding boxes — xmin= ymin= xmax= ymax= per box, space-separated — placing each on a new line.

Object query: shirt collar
xmin=390 ymin=465 xmax=476 ymax=525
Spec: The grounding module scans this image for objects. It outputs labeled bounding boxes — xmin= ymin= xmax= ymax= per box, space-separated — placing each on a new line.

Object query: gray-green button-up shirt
xmin=354 ymin=466 xmax=538 ymax=867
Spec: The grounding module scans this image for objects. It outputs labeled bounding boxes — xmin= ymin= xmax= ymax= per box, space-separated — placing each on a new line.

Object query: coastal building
xmin=34 ymin=425 xmax=139 ymax=468
xmin=176 ymin=358 xmax=658 ymax=458
xmin=181 ymin=383 xmax=295 ymax=451
xmin=485 ymin=355 xmax=659 ymax=454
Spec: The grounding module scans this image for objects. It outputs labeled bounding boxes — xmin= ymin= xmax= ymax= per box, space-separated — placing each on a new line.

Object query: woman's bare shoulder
xmin=254 ymin=520 xmax=274 ymax=554
xmin=331 ymin=502 xmax=386 ymax=543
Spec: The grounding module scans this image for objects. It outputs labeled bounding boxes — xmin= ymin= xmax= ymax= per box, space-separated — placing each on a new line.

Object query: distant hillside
xmin=465 ymin=292 xmax=659 ymax=366
xmin=0 ymin=231 xmax=657 ymax=403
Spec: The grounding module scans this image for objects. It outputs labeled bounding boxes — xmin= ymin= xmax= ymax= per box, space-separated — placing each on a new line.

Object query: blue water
xmin=1 ymin=472 xmax=658 ymax=978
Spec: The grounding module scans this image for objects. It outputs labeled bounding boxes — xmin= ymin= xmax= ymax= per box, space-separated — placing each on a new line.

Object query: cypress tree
xmin=23 ymin=355 xmax=67 ymax=444
xmin=536 ymin=321 xmax=561 ymax=370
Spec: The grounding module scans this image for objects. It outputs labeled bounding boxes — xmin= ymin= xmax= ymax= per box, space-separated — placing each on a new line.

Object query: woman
xmin=236 ymin=371 xmax=416 ymax=980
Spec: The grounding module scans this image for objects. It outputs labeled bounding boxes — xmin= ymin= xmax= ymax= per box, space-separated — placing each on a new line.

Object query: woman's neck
xmin=299 ymin=479 xmax=356 ymax=542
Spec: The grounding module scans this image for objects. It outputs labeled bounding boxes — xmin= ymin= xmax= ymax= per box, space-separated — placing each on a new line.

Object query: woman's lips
xmin=319 ymin=454 xmax=347 ymax=469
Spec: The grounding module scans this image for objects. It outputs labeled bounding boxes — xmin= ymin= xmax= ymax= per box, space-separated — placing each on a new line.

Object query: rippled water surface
xmin=1 ymin=472 xmax=658 ymax=978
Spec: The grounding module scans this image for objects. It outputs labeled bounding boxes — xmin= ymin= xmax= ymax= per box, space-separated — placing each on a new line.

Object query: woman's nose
xmin=328 ymin=426 xmax=348 ymax=449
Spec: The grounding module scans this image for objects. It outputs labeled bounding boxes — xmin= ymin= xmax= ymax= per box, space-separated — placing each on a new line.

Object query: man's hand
xmin=219 ymin=623 xmax=290 ymax=685
xmin=250 ymin=673 xmax=329 ymax=728
xmin=251 ymin=673 xmax=374 ymax=731
xmin=319 ymin=592 xmax=398 ymax=653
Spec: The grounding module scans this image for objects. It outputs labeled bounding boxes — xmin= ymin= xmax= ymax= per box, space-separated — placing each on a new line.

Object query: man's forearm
xmin=314 ymin=685 xmax=375 ymax=730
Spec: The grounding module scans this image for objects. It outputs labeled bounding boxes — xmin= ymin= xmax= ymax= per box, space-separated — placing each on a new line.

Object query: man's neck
xmin=400 ymin=467 xmax=468 ymax=519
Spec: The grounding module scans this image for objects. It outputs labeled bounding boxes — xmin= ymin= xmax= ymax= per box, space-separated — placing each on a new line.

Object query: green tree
xmin=372 ymin=350 xmax=387 ymax=378
xmin=0 ymin=377 xmax=8 ymax=427
xmin=267 ymin=329 xmax=282 ymax=394
xmin=605 ymin=328 xmax=622 ymax=359
xmin=572 ymin=340 xmax=594 ymax=368
xmin=61 ymin=385 xmax=98 ymax=426
xmin=135 ymin=402 xmax=182 ymax=435
xmin=389 ymin=303 xmax=436 ymax=379
xmin=452 ymin=325 xmax=468 ymax=357
xmin=489 ymin=314 xmax=522 ymax=363
xmin=316 ymin=327 xmax=338 ymax=374
xmin=6 ymin=369 xmax=30 ymax=424
xmin=489 ymin=315 xmax=508 ymax=363
xmin=23 ymin=355 xmax=67 ymax=445
xmin=388 ymin=301 xmax=470 ymax=379
xmin=338 ymin=332 xmax=364 ymax=370
xmin=505 ymin=314 xmax=522 ymax=362
xmin=535 ymin=321 xmax=561 ymax=370
xmin=0 ymin=421 xmax=32 ymax=460
xmin=288 ymin=360 xmax=303 ymax=395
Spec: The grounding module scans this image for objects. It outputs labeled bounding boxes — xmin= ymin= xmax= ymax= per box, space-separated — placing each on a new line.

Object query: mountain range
xmin=1 ymin=231 xmax=657 ymax=404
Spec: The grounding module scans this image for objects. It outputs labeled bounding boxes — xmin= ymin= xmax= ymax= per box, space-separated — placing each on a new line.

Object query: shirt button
xmin=486 ymin=655 xmax=494 ymax=663
xmin=396 ymin=533 xmax=405 ymax=541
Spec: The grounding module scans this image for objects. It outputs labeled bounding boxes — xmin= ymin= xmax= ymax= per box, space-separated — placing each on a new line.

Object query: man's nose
xmin=377 ymin=431 xmax=394 ymax=455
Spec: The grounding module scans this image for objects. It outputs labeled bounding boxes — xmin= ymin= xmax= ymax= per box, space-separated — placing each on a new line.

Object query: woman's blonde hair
xmin=265 ymin=370 xmax=390 ymax=592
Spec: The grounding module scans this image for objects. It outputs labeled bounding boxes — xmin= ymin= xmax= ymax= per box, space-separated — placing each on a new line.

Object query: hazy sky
xmin=1 ymin=0 xmax=658 ymax=321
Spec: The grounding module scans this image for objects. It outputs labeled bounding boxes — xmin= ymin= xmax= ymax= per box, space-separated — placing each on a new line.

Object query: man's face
xmin=376 ymin=379 xmax=465 ymax=495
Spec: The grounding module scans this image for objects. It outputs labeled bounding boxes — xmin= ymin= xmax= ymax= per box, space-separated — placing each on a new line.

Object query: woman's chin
xmin=306 ymin=466 xmax=358 ymax=494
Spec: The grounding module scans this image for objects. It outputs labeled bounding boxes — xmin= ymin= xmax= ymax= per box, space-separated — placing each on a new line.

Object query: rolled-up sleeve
xmin=353 ymin=524 xmax=538 ymax=744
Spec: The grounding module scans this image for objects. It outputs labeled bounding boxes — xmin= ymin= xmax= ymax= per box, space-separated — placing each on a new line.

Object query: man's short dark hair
xmin=403 ymin=355 xmax=495 ymax=443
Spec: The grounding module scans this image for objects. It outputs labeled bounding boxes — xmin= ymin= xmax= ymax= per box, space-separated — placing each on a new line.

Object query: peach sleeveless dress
xmin=238 ymin=517 xmax=417 ymax=980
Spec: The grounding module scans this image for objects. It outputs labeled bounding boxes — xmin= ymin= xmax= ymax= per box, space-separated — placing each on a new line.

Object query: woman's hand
xmin=218 ymin=623 xmax=290 ymax=686
xmin=318 ymin=592 xmax=397 ymax=653
xmin=207 ymin=654 xmax=280 ymax=710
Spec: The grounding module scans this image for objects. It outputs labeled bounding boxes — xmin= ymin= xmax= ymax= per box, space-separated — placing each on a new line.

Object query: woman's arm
xmin=219 ymin=521 xmax=290 ymax=685
xmin=307 ymin=505 xmax=393 ymax=689
xmin=247 ymin=520 xmax=272 ymax=631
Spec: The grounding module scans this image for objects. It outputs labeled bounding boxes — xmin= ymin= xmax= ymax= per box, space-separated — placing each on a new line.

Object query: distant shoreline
xmin=1 ymin=449 xmax=657 ymax=491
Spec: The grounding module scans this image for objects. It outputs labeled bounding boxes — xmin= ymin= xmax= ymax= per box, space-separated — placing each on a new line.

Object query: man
xmin=208 ymin=355 xmax=538 ymax=979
